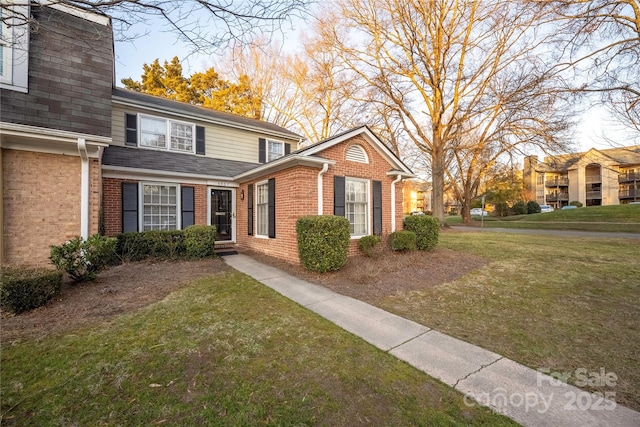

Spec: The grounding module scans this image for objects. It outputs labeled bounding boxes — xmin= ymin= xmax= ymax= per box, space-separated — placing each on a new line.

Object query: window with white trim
xmin=267 ymin=139 xmax=284 ymax=162
xmin=0 ymin=4 xmax=29 ymax=92
xmin=139 ymin=114 xmax=195 ymax=153
xmin=345 ymin=178 xmax=369 ymax=236
xmin=142 ymin=183 xmax=179 ymax=231
xmin=256 ymin=181 xmax=269 ymax=236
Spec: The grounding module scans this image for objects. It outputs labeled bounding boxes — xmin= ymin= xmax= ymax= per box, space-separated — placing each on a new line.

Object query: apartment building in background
xmin=523 ymin=146 xmax=640 ymax=209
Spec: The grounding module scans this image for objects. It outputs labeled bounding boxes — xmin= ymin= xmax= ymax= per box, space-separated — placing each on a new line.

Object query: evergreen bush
xmin=389 ymin=230 xmax=417 ymax=251
xmin=297 ymin=216 xmax=350 ymax=272
xmin=184 ymin=225 xmax=217 ymax=258
xmin=358 ymin=235 xmax=381 ymax=257
xmin=50 ymin=234 xmax=117 ymax=283
xmin=0 ymin=266 xmax=63 ymax=314
xmin=403 ymin=215 xmax=439 ymax=251
xmin=526 ymin=200 xmax=541 ymax=214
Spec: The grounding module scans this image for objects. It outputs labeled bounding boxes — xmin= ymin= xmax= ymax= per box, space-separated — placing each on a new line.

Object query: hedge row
xmin=0 ymin=266 xmax=63 ymax=314
xmin=116 ymin=225 xmax=217 ymax=262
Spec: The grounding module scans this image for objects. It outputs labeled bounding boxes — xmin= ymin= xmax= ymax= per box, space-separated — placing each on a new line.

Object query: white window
xmin=142 ymin=183 xmax=179 ymax=231
xmin=139 ymin=114 xmax=194 ymax=153
xmin=345 ymin=177 xmax=369 ymax=236
xmin=256 ymin=181 xmax=269 ymax=236
xmin=0 ymin=4 xmax=29 ymax=92
xmin=267 ymin=139 xmax=284 ymax=162
xmin=170 ymin=121 xmax=194 ymax=151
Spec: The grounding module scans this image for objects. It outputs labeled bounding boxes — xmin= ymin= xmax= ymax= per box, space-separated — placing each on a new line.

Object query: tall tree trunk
xmin=431 ymin=138 xmax=446 ymax=223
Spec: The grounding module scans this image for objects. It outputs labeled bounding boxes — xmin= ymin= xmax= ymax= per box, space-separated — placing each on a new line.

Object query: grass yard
xmin=378 ymin=232 xmax=640 ymax=411
xmin=447 ymin=204 xmax=640 ymax=233
xmin=1 ymin=270 xmax=516 ymax=426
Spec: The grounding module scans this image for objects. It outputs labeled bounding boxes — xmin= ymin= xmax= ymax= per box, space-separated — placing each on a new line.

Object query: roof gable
xmin=296 ymin=126 xmax=413 ymax=174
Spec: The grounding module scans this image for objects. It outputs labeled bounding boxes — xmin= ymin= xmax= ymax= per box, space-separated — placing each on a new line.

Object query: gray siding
xmin=0 ymin=6 xmax=113 ymax=138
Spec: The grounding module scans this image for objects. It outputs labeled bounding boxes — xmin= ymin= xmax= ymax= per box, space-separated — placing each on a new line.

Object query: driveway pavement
xmin=223 ymin=253 xmax=640 ymax=427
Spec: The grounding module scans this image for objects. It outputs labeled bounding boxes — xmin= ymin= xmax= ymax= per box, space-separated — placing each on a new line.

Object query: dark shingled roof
xmin=103 ymin=146 xmax=260 ymax=178
xmin=112 ymin=87 xmax=302 ymax=140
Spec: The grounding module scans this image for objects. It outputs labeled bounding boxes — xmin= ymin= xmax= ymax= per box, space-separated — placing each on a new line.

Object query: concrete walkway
xmin=223 ymin=254 xmax=640 ymax=427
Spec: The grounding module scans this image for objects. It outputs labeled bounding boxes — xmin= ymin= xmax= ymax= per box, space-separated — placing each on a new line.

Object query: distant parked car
xmin=540 ymin=205 xmax=554 ymax=213
xmin=470 ymin=208 xmax=488 ymax=216
xmin=562 ymin=205 xmax=577 ymax=210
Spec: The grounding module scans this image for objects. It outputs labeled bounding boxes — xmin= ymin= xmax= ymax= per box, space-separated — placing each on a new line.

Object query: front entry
xmin=210 ymin=189 xmax=234 ymax=242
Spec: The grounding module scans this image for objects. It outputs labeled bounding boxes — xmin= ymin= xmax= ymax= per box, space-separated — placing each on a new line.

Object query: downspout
xmin=390 ymin=174 xmax=402 ymax=232
xmin=317 ymin=163 xmax=329 ymax=215
xmin=78 ymin=138 xmax=90 ymax=239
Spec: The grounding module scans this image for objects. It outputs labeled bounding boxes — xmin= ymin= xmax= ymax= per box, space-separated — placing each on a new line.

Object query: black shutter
xmin=247 ymin=184 xmax=254 ymax=236
xmin=268 ymin=178 xmax=276 ymax=238
xmin=373 ymin=180 xmax=382 ymax=236
xmin=181 ymin=186 xmax=195 ymax=228
xmin=259 ymin=138 xmax=266 ymax=163
xmin=122 ymin=182 xmax=138 ymax=232
xmin=196 ymin=126 xmax=205 ymax=155
xmin=334 ymin=175 xmax=345 ymax=217
xmin=125 ymin=114 xmax=137 ymax=146
xmin=284 ymin=143 xmax=291 ymax=155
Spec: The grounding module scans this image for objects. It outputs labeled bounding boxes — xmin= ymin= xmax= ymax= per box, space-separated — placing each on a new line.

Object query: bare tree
xmin=320 ymin=0 xmax=573 ymax=222
xmin=543 ymin=0 xmax=640 ymax=136
xmin=222 ymin=20 xmax=377 ymax=144
xmin=1 ymin=0 xmax=314 ymax=52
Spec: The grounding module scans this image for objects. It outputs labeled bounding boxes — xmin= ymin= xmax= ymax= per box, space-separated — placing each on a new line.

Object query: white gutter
xmin=317 ymin=163 xmax=329 ymax=215
xmin=77 ymin=138 xmax=90 ymax=239
xmin=391 ymin=174 xmax=403 ymax=232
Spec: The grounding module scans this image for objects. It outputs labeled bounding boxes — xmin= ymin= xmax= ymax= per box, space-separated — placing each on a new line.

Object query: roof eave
xmin=234 ymin=155 xmax=336 ymax=182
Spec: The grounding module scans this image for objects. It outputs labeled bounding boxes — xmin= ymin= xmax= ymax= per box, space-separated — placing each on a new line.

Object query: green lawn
xmin=446 ymin=204 xmax=640 ymax=233
xmin=378 ymin=232 xmax=640 ymax=411
xmin=1 ymin=270 xmax=515 ymax=426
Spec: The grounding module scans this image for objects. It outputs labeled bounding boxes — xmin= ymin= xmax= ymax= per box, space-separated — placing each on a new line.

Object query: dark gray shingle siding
xmin=0 ymin=6 xmax=113 ymax=137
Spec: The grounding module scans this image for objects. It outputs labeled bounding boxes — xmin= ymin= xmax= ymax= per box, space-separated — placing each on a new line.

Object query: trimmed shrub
xmin=526 ymin=200 xmax=541 ymax=214
xmin=570 ymin=200 xmax=583 ymax=207
xmin=143 ymin=230 xmax=186 ymax=259
xmin=512 ymin=201 xmax=528 ymax=215
xmin=115 ymin=232 xmax=151 ymax=262
xmin=297 ymin=215 xmax=350 ymax=272
xmin=358 ymin=235 xmax=381 ymax=257
xmin=389 ymin=231 xmax=417 ymax=251
xmin=184 ymin=225 xmax=217 ymax=258
xmin=1 ymin=266 xmax=63 ymax=314
xmin=403 ymin=215 xmax=439 ymax=251
xmin=50 ymin=234 xmax=117 ymax=283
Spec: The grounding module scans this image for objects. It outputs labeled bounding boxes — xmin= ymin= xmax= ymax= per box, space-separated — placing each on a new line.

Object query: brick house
xmin=1 ymin=3 xmax=413 ymax=267
xmin=1 ymin=4 xmax=112 ymax=266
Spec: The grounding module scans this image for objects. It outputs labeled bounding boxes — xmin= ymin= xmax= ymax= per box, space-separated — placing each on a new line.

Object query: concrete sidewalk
xmin=223 ymin=254 xmax=640 ymax=427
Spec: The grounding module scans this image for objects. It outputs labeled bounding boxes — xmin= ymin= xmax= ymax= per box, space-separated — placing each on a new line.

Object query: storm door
xmin=211 ymin=189 xmax=233 ymax=241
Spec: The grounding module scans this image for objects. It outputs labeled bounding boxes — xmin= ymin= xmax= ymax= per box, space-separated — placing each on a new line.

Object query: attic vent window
xmin=346 ymin=145 xmax=369 ymax=164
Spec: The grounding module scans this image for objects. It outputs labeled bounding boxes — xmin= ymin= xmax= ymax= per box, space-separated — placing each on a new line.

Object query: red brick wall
xmin=102 ymin=178 xmax=208 ymax=235
xmin=236 ymin=166 xmax=318 ymax=263
xmin=236 ymin=135 xmax=405 ymax=263
xmin=2 ymin=149 xmax=100 ymax=266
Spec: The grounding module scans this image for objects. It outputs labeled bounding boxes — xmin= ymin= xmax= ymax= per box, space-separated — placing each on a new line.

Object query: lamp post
xmin=481 ymin=195 xmax=486 ymax=229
